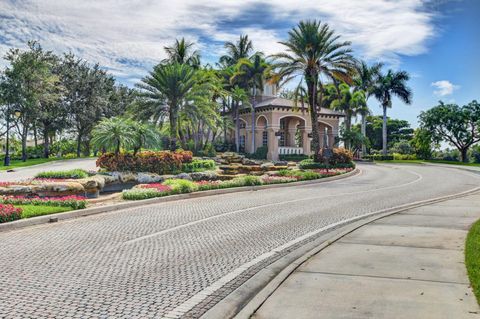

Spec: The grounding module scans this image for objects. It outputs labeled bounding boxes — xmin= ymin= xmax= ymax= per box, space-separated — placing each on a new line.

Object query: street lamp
xmin=4 ymin=107 xmax=21 ymax=166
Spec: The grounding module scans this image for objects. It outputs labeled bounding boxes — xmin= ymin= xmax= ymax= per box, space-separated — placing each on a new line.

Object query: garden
xmin=0 ymin=148 xmax=355 ymax=223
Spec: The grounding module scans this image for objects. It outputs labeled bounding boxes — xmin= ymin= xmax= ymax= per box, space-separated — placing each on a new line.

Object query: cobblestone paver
xmin=0 ymin=165 xmax=479 ymax=318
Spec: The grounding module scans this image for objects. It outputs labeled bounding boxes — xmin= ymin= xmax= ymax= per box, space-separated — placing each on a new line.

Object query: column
xmin=267 ymin=128 xmax=279 ymax=161
xmin=302 ymin=130 xmax=311 ymax=155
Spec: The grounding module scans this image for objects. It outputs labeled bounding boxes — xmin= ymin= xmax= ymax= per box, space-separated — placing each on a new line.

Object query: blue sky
xmin=0 ymin=0 xmax=478 ymax=127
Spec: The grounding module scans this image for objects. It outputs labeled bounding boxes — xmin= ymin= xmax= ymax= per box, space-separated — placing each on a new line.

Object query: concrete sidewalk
xmin=252 ymin=194 xmax=480 ymax=319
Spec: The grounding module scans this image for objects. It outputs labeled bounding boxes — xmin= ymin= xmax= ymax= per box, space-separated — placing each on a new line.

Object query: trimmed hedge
xmin=279 ymin=154 xmax=309 ymax=162
xmin=363 ymin=154 xmax=394 ymax=161
xmin=182 ymin=159 xmax=216 ymax=173
xmin=35 ymin=169 xmax=89 ymax=179
xmin=299 ymin=159 xmax=355 ymax=169
xmin=96 ymin=150 xmax=193 ymax=174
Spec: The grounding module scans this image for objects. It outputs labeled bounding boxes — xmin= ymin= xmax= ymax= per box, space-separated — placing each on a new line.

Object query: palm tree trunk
xmin=169 ymin=105 xmax=178 ymax=151
xmin=361 ymin=114 xmax=367 ymax=156
xmin=307 ymin=77 xmax=321 ymax=162
xmin=382 ymin=104 xmax=388 ymax=156
xmin=345 ymin=114 xmax=352 ymax=150
xmin=235 ymin=101 xmax=240 ymax=153
xmin=251 ymin=86 xmax=256 ymax=153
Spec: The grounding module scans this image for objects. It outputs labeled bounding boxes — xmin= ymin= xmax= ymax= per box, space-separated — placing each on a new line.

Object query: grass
xmin=17 ymin=204 xmax=73 ymax=219
xmin=374 ymin=159 xmax=480 ymax=167
xmin=466 ymin=219 xmax=480 ymax=304
xmin=0 ymin=158 xmax=60 ymax=171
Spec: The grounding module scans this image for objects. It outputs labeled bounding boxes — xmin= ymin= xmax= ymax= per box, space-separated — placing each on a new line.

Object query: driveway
xmin=0 ymin=164 xmax=479 ymax=318
xmin=0 ymin=157 xmax=98 ymax=182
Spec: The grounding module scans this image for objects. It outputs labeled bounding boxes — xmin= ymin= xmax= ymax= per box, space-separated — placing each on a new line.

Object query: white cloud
xmin=431 ymin=80 xmax=460 ymax=96
xmin=0 ymin=0 xmax=437 ymax=82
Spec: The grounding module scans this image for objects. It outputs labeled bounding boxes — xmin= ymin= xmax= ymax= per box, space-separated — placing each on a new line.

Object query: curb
xmin=0 ymin=168 xmax=359 ymax=232
xmin=201 ymin=185 xmax=480 ymax=319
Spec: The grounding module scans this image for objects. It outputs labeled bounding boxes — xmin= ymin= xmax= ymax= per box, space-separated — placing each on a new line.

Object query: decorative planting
xmin=0 ymin=195 xmax=87 ymax=210
xmin=0 ymin=204 xmax=23 ymax=223
xmin=35 ymin=169 xmax=90 ymax=179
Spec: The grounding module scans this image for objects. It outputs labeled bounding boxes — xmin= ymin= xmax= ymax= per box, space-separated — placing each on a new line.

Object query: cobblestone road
xmin=1 ymin=164 xmax=479 ymax=318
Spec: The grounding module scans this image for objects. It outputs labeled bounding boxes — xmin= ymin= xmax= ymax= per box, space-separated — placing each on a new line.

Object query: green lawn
xmin=374 ymin=159 xmax=480 ymax=167
xmin=17 ymin=205 xmax=73 ymax=219
xmin=466 ymin=219 xmax=480 ymax=304
xmin=0 ymin=158 xmax=61 ymax=171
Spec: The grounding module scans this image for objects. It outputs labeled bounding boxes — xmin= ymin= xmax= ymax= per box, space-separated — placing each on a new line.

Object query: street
xmin=0 ymin=164 xmax=479 ymax=318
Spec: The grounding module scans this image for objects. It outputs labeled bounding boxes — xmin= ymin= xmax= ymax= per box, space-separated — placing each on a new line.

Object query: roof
xmin=252 ymin=96 xmax=345 ymax=117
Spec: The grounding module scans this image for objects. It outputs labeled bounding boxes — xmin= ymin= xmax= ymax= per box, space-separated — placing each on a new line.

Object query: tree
xmin=330 ymin=83 xmax=366 ymax=149
xmin=163 ymin=38 xmax=200 ymax=68
xmin=128 ymin=120 xmax=161 ymax=155
xmin=372 ymin=69 xmax=412 ymax=155
xmin=272 ymin=20 xmax=356 ymax=161
xmin=361 ymin=116 xmax=413 ymax=151
xmin=411 ymin=128 xmax=434 ymax=159
xmin=91 ymin=117 xmax=136 ymax=155
xmin=419 ymin=100 xmax=480 ymax=162
xmin=136 ymin=63 xmax=197 ymax=150
xmin=352 ymin=61 xmax=383 ymax=155
xmin=219 ymin=35 xmax=254 ymax=67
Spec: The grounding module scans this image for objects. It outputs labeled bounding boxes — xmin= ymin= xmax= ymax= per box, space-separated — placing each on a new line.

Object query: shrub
xmin=122 ymin=188 xmax=168 ymax=200
xmin=0 ymin=195 xmax=87 ymax=209
xmin=35 ymin=169 xmax=89 ymax=179
xmin=0 ymin=204 xmax=22 ymax=223
xmin=96 ymin=150 xmax=193 ymax=174
xmin=248 ymin=146 xmax=268 ymax=160
xmin=241 ymin=175 xmax=263 ymax=186
xmin=330 ymin=148 xmax=354 ymax=165
xmin=163 ymin=179 xmax=198 ymax=193
xmin=363 ymin=154 xmax=394 ymax=161
xmin=279 ymin=154 xmax=309 ymax=162
xmin=261 ymin=175 xmax=298 ymax=184
xmin=220 ymin=176 xmax=262 ymax=188
xmin=392 ymin=153 xmax=417 ymax=160
xmin=277 ymin=169 xmax=321 ymax=180
xmin=299 ymin=159 xmax=355 ymax=169
xmin=195 ymin=180 xmax=223 ymax=191
xmin=51 ymin=139 xmax=77 ymax=157
xmin=182 ymin=159 xmax=216 ymax=173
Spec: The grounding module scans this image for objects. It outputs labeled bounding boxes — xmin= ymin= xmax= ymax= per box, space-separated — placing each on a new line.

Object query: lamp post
xmin=4 ymin=107 xmax=21 ymax=166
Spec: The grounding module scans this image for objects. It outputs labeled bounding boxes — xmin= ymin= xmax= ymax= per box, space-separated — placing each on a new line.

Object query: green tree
xmin=163 ymin=38 xmax=200 ymax=68
xmin=91 ymin=117 xmax=136 ymax=155
xmin=411 ymin=128 xmax=434 ymax=159
xmin=136 ymin=63 xmax=196 ymax=150
xmin=419 ymin=100 xmax=480 ymax=162
xmin=219 ymin=35 xmax=254 ymax=67
xmin=272 ymin=20 xmax=356 ymax=161
xmin=352 ymin=61 xmax=383 ymax=155
xmin=372 ymin=69 xmax=412 ymax=155
xmin=128 ymin=120 xmax=161 ymax=155
xmin=359 ymin=116 xmax=413 ymax=151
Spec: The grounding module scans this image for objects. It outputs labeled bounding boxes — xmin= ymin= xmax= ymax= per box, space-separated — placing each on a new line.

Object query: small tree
xmin=91 ymin=117 xmax=136 ymax=155
xmin=419 ymin=100 xmax=480 ymax=162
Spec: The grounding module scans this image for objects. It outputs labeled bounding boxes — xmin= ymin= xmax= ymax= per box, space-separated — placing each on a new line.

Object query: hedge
xmin=279 ymin=154 xmax=309 ymax=161
xmin=96 ymin=150 xmax=193 ymax=174
xmin=35 ymin=169 xmax=89 ymax=179
xmin=181 ymin=159 xmax=216 ymax=173
xmin=363 ymin=154 xmax=394 ymax=161
xmin=299 ymin=159 xmax=355 ymax=169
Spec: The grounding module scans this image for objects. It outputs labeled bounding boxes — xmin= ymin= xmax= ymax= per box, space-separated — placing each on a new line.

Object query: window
xmin=239 ymin=121 xmax=246 ymax=129
xmin=279 ymin=132 xmax=285 ymax=147
xmin=239 ymin=135 xmax=246 ymax=152
xmin=262 ymin=131 xmax=268 ymax=146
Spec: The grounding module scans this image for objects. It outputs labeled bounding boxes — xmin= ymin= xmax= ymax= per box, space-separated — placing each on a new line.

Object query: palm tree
xmin=128 ymin=120 xmax=161 ymax=155
xmin=231 ymin=54 xmax=271 ymax=152
xmin=136 ymin=63 xmax=197 ymax=150
xmin=372 ymin=69 xmax=412 ymax=155
xmin=331 ymin=83 xmax=367 ymax=149
xmin=163 ymin=38 xmax=200 ymax=68
xmin=219 ymin=35 xmax=254 ymax=67
xmin=91 ymin=117 xmax=136 ymax=155
xmin=272 ymin=20 xmax=356 ymax=161
xmin=353 ymin=61 xmax=383 ymax=155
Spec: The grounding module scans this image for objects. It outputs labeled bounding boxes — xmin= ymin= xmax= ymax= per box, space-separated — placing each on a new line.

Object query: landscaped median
xmin=466 ymin=219 xmax=480 ymax=304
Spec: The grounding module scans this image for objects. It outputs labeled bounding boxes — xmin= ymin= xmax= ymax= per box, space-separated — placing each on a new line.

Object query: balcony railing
xmin=279 ymin=147 xmax=303 ymax=155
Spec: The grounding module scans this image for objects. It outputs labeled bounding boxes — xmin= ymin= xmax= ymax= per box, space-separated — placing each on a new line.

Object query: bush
xmin=62 ymin=153 xmax=78 ymax=159
xmin=182 ymin=159 xmax=216 ymax=173
xmin=122 ymin=188 xmax=168 ymax=200
xmin=96 ymin=150 xmax=193 ymax=174
xmin=299 ymin=159 xmax=355 ymax=169
xmin=1 ymin=195 xmax=87 ymax=210
xmin=163 ymin=179 xmax=198 ymax=193
xmin=279 ymin=154 xmax=309 ymax=162
xmin=330 ymin=148 xmax=353 ymax=165
xmin=51 ymin=139 xmax=77 ymax=157
xmin=195 ymin=180 xmax=223 ymax=191
xmin=363 ymin=154 xmax=394 ymax=161
xmin=276 ymin=169 xmax=321 ymax=180
xmin=248 ymin=146 xmax=268 ymax=160
xmin=35 ymin=169 xmax=89 ymax=179
xmin=392 ymin=153 xmax=417 ymax=160
xmin=0 ymin=204 xmax=22 ymax=223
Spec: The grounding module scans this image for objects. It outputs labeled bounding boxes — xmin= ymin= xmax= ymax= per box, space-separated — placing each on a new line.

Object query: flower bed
xmin=0 ymin=195 xmax=87 ymax=210
xmin=122 ymin=168 xmax=353 ymax=200
xmin=0 ymin=204 xmax=22 ymax=223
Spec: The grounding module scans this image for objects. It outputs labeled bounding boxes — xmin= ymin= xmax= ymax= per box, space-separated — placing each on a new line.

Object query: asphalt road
xmin=0 ymin=158 xmax=98 ymax=182
xmin=1 ymin=164 xmax=479 ymax=318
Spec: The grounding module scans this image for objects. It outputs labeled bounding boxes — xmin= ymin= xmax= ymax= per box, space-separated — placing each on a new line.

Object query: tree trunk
xmin=345 ymin=113 xmax=352 ymax=150
xmin=33 ymin=124 xmax=38 ymax=147
xmin=169 ymin=108 xmax=177 ymax=151
xmin=251 ymin=86 xmax=256 ymax=154
xmin=222 ymin=100 xmax=227 ymax=143
xmin=361 ymin=114 xmax=367 ymax=156
xmin=461 ymin=148 xmax=468 ymax=163
xmin=76 ymin=133 xmax=82 ymax=158
xmin=382 ymin=105 xmax=388 ymax=156
xmin=43 ymin=127 xmax=50 ymax=158
xmin=307 ymin=78 xmax=321 ymax=162
xmin=235 ymin=101 xmax=240 ymax=153
xmin=21 ymin=125 xmax=28 ymax=162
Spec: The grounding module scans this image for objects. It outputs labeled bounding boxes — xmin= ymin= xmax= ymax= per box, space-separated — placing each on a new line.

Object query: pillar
xmin=302 ymin=130 xmax=311 ymax=155
xmin=267 ymin=128 xmax=279 ymax=160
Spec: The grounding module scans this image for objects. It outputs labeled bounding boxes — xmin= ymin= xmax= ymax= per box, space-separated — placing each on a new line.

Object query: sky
xmin=0 ymin=0 xmax=478 ymax=127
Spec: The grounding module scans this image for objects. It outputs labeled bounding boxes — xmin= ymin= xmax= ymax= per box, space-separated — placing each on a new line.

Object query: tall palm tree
xmin=136 ymin=63 xmax=197 ymax=150
xmin=272 ymin=20 xmax=356 ymax=161
xmin=219 ymin=35 xmax=254 ymax=67
xmin=163 ymin=38 xmax=200 ymax=68
xmin=331 ymin=83 xmax=366 ymax=149
xmin=232 ymin=54 xmax=271 ymax=152
xmin=372 ymin=69 xmax=412 ymax=155
xmin=91 ymin=117 xmax=136 ymax=155
xmin=353 ymin=61 xmax=383 ymax=155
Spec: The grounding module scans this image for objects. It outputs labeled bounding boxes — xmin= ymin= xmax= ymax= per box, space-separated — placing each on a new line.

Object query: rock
xmin=273 ymin=160 xmax=288 ymax=166
xmin=0 ymin=185 xmax=34 ymax=196
xmin=260 ymin=162 xmax=275 ymax=170
xmin=242 ymin=158 xmax=261 ymax=165
xmin=174 ymin=173 xmax=192 ymax=181
xmin=136 ymin=172 xmax=164 ymax=184
xmin=287 ymin=161 xmax=297 ymax=167
xmin=32 ymin=182 xmax=85 ymax=197
xmin=189 ymin=171 xmax=219 ymax=181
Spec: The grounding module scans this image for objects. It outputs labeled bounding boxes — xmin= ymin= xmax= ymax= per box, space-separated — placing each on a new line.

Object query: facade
xmin=230 ymin=86 xmax=344 ymax=160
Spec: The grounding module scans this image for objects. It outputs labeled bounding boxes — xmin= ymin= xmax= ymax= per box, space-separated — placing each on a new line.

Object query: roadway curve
xmin=1 ymin=164 xmax=479 ymax=318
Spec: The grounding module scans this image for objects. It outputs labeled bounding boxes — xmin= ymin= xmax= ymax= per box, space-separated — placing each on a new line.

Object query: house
xmin=230 ymin=85 xmax=344 ymax=160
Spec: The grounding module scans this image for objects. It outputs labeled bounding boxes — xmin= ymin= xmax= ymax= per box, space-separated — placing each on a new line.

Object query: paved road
xmin=0 ymin=158 xmax=97 ymax=181
xmin=0 ymin=164 xmax=479 ymax=318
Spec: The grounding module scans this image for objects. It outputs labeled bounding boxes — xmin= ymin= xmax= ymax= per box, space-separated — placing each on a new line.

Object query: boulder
xmin=0 ymin=185 xmax=34 ymax=196
xmin=32 ymin=182 xmax=85 ymax=197
xmin=260 ymin=162 xmax=275 ymax=170
xmin=242 ymin=158 xmax=261 ymax=166
xmin=174 ymin=173 xmax=193 ymax=181
xmin=189 ymin=171 xmax=219 ymax=181
xmin=136 ymin=172 xmax=164 ymax=184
